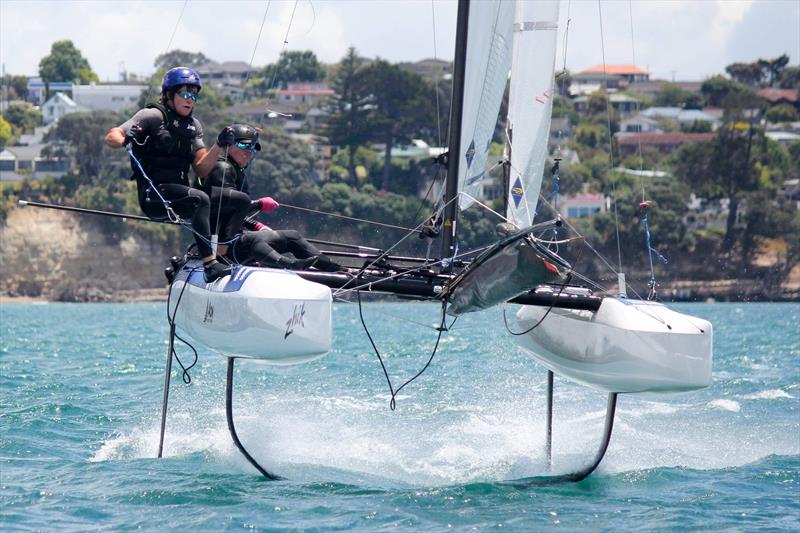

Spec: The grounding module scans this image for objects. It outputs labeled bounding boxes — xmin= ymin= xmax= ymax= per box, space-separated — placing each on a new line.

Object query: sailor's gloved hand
xmin=253 ymin=197 xmax=279 ymax=213
xmin=123 ymin=124 xmax=145 ymax=147
xmin=252 ymin=221 xmax=271 ymax=231
xmin=217 ymin=127 xmax=235 ymax=148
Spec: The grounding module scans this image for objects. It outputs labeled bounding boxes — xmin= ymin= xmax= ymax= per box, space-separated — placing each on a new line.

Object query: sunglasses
xmin=176 ymin=90 xmax=199 ymax=102
xmin=235 ymin=141 xmax=256 ymax=150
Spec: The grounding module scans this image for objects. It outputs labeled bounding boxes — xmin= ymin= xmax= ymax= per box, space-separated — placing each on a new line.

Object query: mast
xmin=441 ymin=0 xmax=471 ymax=262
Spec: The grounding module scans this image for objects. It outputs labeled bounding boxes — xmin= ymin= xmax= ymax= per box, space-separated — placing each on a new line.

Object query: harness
xmin=129 ymin=102 xmax=198 ymax=187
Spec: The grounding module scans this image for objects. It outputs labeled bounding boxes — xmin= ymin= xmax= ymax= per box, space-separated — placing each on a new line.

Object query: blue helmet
xmin=161 ymin=67 xmax=202 ymax=93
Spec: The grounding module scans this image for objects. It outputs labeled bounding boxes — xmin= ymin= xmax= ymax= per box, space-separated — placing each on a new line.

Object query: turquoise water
xmin=1 ymin=302 xmax=798 ymax=531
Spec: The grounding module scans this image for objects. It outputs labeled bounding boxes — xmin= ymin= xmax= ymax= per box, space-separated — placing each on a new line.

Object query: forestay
xmin=457 ymin=0 xmax=515 ymax=210
xmin=506 ymin=0 xmax=560 ymax=227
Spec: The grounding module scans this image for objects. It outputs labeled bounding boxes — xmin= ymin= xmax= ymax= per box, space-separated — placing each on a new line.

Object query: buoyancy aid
xmin=197 ymin=155 xmax=248 ymax=193
xmin=129 ymin=102 xmax=199 ymax=186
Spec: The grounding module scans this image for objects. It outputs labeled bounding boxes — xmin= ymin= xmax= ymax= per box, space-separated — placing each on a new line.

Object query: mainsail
xmin=456 ymin=0 xmax=515 ymax=210
xmin=506 ymin=0 xmax=560 ymax=227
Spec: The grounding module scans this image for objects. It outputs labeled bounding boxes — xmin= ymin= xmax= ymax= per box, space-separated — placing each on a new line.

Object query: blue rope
xmin=640 ymin=203 xmax=667 ymax=300
xmin=127 ymin=148 xmax=242 ymax=250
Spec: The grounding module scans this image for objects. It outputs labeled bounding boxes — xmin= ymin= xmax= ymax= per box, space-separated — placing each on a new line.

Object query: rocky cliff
xmin=0 ymin=207 xmax=170 ymax=301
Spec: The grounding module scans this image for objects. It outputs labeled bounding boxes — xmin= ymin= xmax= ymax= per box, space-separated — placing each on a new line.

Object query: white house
xmin=0 ymin=144 xmax=71 ymax=180
xmin=71 ymin=83 xmax=144 ymax=112
xmin=41 ymin=92 xmax=83 ymax=125
xmin=559 ymin=193 xmax=608 ymax=219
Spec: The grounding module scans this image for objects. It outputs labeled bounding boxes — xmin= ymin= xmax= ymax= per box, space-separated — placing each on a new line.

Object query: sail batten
xmin=456 ymin=0 xmax=515 ymax=211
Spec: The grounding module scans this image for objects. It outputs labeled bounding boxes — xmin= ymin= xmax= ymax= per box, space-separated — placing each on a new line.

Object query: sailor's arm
xmin=104 ymin=127 xmax=126 ymax=148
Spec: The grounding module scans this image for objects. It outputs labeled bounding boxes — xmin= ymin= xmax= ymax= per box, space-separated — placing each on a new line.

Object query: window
xmin=579 ymin=206 xmax=591 ymax=217
xmin=18 ymin=160 xmax=32 ymax=170
xmin=36 ymin=160 xmax=68 ymax=172
xmin=0 ymin=160 xmax=15 ymax=171
xmin=567 ymin=207 xmax=579 ymax=218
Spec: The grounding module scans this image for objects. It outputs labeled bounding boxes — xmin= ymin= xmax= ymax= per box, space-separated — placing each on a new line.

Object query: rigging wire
xmin=280 ymin=203 xmax=422 ymax=233
xmin=357 ymin=292 xmax=454 ymax=411
xmin=143 ymin=0 xmax=189 ymax=105
xmin=627 ymin=0 xmax=647 ymax=201
xmin=597 ymin=0 xmax=624 ymax=275
xmin=261 ymin=0 xmax=301 ymax=123
xmin=165 ymin=265 xmax=203 ymax=383
xmin=430 ymin=0 xmax=444 ymax=148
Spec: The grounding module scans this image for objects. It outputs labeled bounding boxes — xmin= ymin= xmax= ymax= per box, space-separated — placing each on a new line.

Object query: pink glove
xmin=257 ymin=197 xmax=279 ymax=213
xmin=253 ymin=221 xmax=271 ymax=231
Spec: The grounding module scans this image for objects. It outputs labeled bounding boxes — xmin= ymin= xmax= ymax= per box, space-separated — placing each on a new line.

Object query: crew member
xmin=104 ymin=66 xmax=234 ymax=282
xmin=202 ymin=123 xmax=345 ymax=272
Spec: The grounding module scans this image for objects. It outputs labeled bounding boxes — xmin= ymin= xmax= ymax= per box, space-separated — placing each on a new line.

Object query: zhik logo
xmin=284 ymin=303 xmax=306 ymax=339
xmin=203 ymin=300 xmax=214 ymax=323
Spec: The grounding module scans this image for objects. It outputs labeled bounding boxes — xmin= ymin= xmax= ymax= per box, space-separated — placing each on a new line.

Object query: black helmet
xmin=230 ymin=124 xmax=261 ymax=151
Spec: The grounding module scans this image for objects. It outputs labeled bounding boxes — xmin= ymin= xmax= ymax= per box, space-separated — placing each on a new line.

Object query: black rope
xmin=356 ymin=291 xmax=454 ymax=410
xmin=165 ymin=264 xmax=202 ymax=384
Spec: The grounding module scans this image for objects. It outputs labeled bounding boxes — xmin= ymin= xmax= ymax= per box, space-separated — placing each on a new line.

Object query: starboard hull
xmin=514 ymin=297 xmax=712 ymax=393
xmin=169 ymin=261 xmax=332 ymax=364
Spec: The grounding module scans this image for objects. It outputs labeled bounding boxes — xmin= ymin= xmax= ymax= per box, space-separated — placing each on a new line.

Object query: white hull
xmin=169 ymin=262 xmax=332 ymax=364
xmin=514 ymin=297 xmax=712 ymax=393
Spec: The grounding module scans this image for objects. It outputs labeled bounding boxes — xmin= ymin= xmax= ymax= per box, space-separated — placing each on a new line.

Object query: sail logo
xmin=535 ymin=90 xmax=551 ymax=105
xmin=465 ymin=140 xmax=476 ymax=168
xmin=284 ymin=303 xmax=306 ymax=339
xmin=511 ymin=177 xmax=525 ymax=207
xmin=203 ymin=300 xmax=214 ymax=323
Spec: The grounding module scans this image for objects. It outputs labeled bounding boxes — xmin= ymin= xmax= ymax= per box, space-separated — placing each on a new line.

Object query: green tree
xmin=725 ymin=62 xmax=764 ymax=87
xmin=0 ymin=116 xmax=11 ymax=148
xmin=671 ymin=91 xmax=767 ymax=250
xmin=761 ymin=54 xmax=790 ymax=87
xmin=38 ymin=40 xmax=99 ymax=91
xmin=361 ymin=59 xmax=435 ymax=190
xmin=655 ymin=83 xmax=700 ymax=107
xmin=777 ymin=66 xmax=800 ymax=89
xmin=700 ymin=75 xmax=746 ymax=107
xmin=765 ymin=103 xmax=799 ymax=123
xmin=259 ymin=50 xmax=326 ymax=90
xmin=1 ymin=74 xmax=29 ymax=100
xmin=2 ymin=102 xmax=42 ymax=133
xmin=47 ymin=111 xmax=126 ymax=182
xmin=154 ymin=50 xmax=209 ymax=70
xmin=323 ymin=48 xmax=372 ymax=186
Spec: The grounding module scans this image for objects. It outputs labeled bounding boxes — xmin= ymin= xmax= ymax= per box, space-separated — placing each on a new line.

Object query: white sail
xmin=506 ymin=0 xmax=560 ymax=228
xmin=457 ymin=0 xmax=515 ymax=210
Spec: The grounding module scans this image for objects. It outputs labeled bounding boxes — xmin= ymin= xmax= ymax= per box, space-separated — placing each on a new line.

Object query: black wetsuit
xmin=196 ymin=156 xmax=252 ymax=245
xmin=229 ymin=228 xmax=342 ymax=271
xmin=120 ymin=104 xmax=214 ymax=257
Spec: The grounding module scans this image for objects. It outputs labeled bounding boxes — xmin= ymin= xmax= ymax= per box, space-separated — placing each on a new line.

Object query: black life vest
xmin=197 ymin=156 xmax=247 ymax=192
xmin=129 ymin=102 xmax=199 ymax=186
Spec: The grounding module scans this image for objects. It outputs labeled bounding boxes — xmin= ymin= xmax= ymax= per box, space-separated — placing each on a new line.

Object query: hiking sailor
xmin=202 ymin=123 xmax=345 ymax=272
xmin=104 ymin=66 xmax=233 ymax=282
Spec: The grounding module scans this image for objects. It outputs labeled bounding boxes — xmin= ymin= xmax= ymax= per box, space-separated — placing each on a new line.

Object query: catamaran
xmin=21 ymin=0 xmax=712 ymax=483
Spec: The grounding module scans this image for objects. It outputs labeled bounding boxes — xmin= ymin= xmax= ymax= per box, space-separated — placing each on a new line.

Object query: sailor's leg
xmin=226 ymin=357 xmax=283 ymax=480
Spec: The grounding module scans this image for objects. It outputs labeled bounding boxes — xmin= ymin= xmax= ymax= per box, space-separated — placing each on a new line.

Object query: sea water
xmin=1 ymin=301 xmax=798 ymax=531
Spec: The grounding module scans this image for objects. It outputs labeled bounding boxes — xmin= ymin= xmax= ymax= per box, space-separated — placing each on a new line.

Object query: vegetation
xmin=2 ymin=41 xmax=798 ymax=298
xmin=38 ymin=40 xmax=99 ymax=90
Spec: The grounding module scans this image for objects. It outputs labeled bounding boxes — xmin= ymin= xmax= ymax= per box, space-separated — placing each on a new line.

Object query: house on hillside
xmin=641 ymin=107 xmax=720 ymax=130
xmin=559 ymin=193 xmax=608 ymax=219
xmin=615 ymin=131 xmax=714 ymax=157
xmin=0 ymin=143 xmax=71 ymax=181
xmin=290 ymin=133 xmax=333 ymax=180
xmin=620 ymin=115 xmax=662 ymax=133
xmin=758 ymin=87 xmax=799 ymax=108
xmin=570 ymin=64 xmax=649 ymax=96
xmin=627 ymin=80 xmax=702 ymax=100
xmin=41 ymin=92 xmax=83 ymax=125
xmin=398 ymin=58 xmax=452 ymax=82
xmin=195 ymin=61 xmax=255 ymax=100
xmin=71 ymin=83 xmax=144 ymax=112
xmin=26 ymin=77 xmax=72 ymax=105
xmin=274 ymin=82 xmax=334 ymax=108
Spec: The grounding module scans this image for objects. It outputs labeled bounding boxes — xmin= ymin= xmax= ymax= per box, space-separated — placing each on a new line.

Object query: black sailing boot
xmin=204 ymin=259 xmax=232 ymax=283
